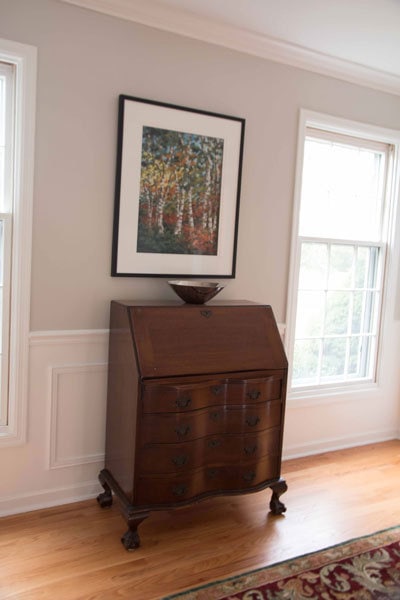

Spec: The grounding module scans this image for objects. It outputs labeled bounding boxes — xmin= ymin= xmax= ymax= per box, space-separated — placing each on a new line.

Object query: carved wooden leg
xmin=269 ymin=478 xmax=288 ymax=515
xmin=96 ymin=469 xmax=150 ymax=550
xmin=97 ymin=469 xmax=113 ymax=508
xmin=121 ymin=512 xmax=149 ymax=551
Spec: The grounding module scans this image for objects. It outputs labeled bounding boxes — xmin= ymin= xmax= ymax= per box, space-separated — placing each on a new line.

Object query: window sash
xmin=299 ymin=134 xmax=388 ymax=242
xmin=291 ymin=238 xmax=385 ymax=390
xmin=0 ymin=61 xmax=14 ymax=429
xmin=0 ymin=214 xmax=11 ymax=427
xmin=0 ymin=62 xmax=14 ymax=213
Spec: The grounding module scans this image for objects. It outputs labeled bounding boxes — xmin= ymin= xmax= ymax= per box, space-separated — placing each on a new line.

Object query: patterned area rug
xmin=162 ymin=526 xmax=400 ymax=599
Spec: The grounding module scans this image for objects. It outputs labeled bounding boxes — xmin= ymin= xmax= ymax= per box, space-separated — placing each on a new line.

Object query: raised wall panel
xmin=0 ymin=330 xmax=109 ymax=517
xmin=49 ymin=364 xmax=107 ymax=469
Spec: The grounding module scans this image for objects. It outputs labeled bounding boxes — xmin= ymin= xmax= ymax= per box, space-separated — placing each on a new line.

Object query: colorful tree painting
xmin=137 ymin=126 xmax=224 ymax=255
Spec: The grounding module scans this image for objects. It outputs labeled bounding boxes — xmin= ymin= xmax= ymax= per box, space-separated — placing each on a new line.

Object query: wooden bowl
xmin=168 ymin=280 xmax=225 ymax=304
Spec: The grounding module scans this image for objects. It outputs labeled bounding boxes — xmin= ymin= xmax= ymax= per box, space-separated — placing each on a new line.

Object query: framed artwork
xmin=111 ymin=95 xmax=245 ymax=277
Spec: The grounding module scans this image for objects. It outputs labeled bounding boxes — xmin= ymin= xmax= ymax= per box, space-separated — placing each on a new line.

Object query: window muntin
xmin=289 ymin=126 xmax=391 ymax=392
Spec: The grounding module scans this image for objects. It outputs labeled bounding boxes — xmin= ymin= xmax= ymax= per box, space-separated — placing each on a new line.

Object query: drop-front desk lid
xmin=119 ymin=300 xmax=287 ymax=379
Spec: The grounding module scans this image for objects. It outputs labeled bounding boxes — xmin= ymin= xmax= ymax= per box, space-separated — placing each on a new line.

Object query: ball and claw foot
xmin=270 ymin=495 xmax=287 ymax=515
xmin=97 ymin=490 xmax=113 ymax=508
xmin=121 ymin=529 xmax=140 ymax=551
xmin=269 ymin=479 xmax=288 ymax=515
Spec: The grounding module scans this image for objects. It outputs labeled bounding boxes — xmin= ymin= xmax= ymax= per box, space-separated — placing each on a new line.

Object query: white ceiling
xmin=61 ymin=0 xmax=400 ymax=95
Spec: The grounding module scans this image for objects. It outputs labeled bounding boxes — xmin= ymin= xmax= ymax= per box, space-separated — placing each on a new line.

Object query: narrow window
xmin=0 ymin=62 xmax=14 ymax=427
xmin=287 ymin=119 xmax=395 ymax=393
xmin=0 ymin=38 xmax=36 ymax=444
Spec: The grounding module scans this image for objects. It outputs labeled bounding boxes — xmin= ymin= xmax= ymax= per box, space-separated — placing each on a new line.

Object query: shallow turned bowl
xmin=168 ymin=280 xmax=225 ymax=304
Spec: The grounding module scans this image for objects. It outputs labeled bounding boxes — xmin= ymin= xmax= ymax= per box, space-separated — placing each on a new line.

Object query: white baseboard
xmin=0 ymin=480 xmax=101 ymax=517
xmin=282 ymin=428 xmax=399 ymax=460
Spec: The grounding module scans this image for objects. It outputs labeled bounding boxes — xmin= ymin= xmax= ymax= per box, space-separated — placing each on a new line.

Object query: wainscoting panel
xmin=49 ymin=363 xmax=107 ymax=469
xmin=0 ymin=329 xmax=109 ymax=517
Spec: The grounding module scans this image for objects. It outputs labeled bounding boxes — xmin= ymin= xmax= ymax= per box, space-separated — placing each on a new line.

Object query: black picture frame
xmin=111 ymin=95 xmax=245 ymax=278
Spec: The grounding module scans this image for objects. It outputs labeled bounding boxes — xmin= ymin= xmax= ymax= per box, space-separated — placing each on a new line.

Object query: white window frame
xmin=0 ymin=38 xmax=36 ymax=445
xmin=285 ymin=110 xmax=400 ymax=402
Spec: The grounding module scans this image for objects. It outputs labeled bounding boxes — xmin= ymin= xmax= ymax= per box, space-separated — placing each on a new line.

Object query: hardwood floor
xmin=1 ymin=440 xmax=399 ymax=600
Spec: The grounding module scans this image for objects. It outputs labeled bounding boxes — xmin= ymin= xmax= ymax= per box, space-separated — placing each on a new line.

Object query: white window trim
xmin=0 ymin=38 xmax=37 ymax=445
xmin=285 ymin=109 xmax=400 ymax=404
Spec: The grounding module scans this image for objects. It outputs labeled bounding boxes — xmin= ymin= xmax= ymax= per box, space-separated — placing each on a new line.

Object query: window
xmin=0 ymin=62 xmax=14 ymax=427
xmin=286 ymin=113 xmax=398 ymax=395
xmin=0 ymin=38 xmax=36 ymax=444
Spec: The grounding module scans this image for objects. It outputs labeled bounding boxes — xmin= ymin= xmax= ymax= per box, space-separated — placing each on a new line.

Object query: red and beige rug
xmin=162 ymin=526 xmax=400 ymax=599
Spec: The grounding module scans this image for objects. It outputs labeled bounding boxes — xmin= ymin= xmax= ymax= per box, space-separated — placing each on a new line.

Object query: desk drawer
xmin=135 ymin=455 xmax=280 ymax=505
xmin=142 ymin=376 xmax=283 ymax=414
xmin=140 ymin=400 xmax=282 ymax=444
xmin=137 ymin=427 xmax=281 ymax=475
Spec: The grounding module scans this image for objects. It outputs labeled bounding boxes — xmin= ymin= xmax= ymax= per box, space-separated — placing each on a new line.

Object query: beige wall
xmin=1 ymin=0 xmax=400 ymax=331
xmin=0 ymin=0 xmax=399 ymax=516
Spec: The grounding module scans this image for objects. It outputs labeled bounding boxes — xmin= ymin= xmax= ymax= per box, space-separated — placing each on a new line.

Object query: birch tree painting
xmin=137 ymin=126 xmax=224 ymax=255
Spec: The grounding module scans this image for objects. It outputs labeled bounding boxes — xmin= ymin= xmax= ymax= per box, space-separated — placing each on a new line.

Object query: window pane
xmin=293 ymin=339 xmax=320 ymax=385
xmin=351 ymin=291 xmax=363 ymax=333
xmin=348 ymin=337 xmax=361 ymax=375
xmin=328 ymin=245 xmax=354 ymax=289
xmin=325 ymin=291 xmax=350 ymax=335
xmin=362 ymin=291 xmax=379 ymax=334
xmin=295 ymin=290 xmax=325 ymax=338
xmin=355 ymin=247 xmax=369 ymax=288
xmin=299 ymin=138 xmax=385 ymax=241
xmin=320 ymin=338 xmax=346 ymax=380
xmin=298 ymin=242 xmax=328 ymax=289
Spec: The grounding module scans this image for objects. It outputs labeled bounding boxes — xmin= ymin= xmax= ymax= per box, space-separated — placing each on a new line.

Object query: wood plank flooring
xmin=1 ymin=440 xmax=399 ymax=599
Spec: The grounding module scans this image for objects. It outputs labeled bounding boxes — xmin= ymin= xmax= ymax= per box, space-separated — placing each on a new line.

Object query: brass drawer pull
xmin=207 ymin=468 xmax=218 ymax=479
xmin=200 ymin=310 xmax=212 ymax=318
xmin=247 ymin=390 xmax=261 ymax=400
xmin=172 ymin=454 xmax=188 ymax=466
xmin=175 ymin=396 xmax=191 ymax=408
xmin=175 ymin=425 xmax=191 ymax=437
xmin=244 ymin=444 xmax=258 ymax=455
xmin=243 ymin=471 xmax=256 ymax=482
xmin=210 ymin=411 xmax=221 ymax=421
xmin=246 ymin=415 xmax=260 ymax=427
xmin=172 ymin=484 xmax=187 ymax=496
xmin=211 ymin=385 xmax=224 ymax=395
xmin=207 ymin=438 xmax=221 ymax=448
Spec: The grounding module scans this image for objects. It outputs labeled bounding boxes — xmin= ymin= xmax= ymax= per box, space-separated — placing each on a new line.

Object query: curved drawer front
xmin=140 ymin=400 xmax=282 ymax=445
xmin=137 ymin=427 xmax=280 ymax=475
xmin=134 ymin=455 xmax=280 ymax=506
xmin=142 ymin=380 xmax=228 ymax=413
xmin=226 ymin=377 xmax=282 ymax=404
xmin=142 ymin=375 xmax=283 ymax=414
